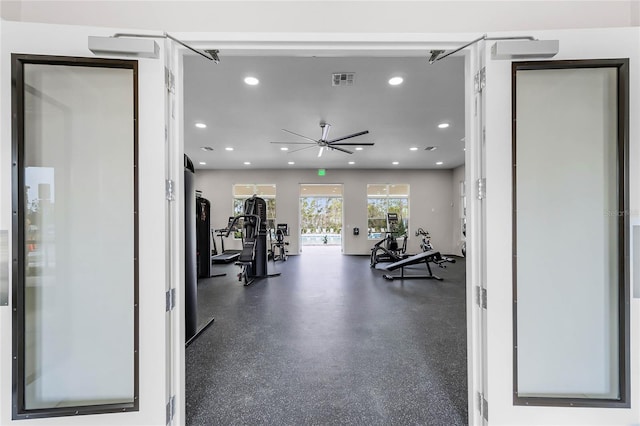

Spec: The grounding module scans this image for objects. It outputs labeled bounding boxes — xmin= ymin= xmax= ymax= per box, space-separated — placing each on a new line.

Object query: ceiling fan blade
xmin=320 ymin=122 xmax=331 ymax=141
xmin=329 ymin=142 xmax=375 ymax=146
xmin=281 ymin=129 xmax=317 ymax=143
xmin=287 ymin=145 xmax=318 ymax=154
xmin=327 ymin=130 xmax=369 ymax=144
xmin=318 ymin=147 xmax=324 ymax=157
xmin=270 ymin=141 xmax=316 ymax=145
xmin=330 ymin=146 xmax=353 ymax=154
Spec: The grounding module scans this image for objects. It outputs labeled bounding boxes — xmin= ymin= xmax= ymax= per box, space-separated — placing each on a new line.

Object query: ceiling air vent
xmin=425 ymin=146 xmax=438 ymax=151
xmin=332 ymin=72 xmax=355 ymax=87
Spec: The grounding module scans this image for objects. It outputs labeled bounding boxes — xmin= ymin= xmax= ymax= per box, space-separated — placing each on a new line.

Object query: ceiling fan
xmin=271 ymin=122 xmax=373 ymax=157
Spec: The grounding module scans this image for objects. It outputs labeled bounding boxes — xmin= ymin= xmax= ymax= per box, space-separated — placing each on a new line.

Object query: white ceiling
xmin=183 ymin=54 xmax=465 ymax=170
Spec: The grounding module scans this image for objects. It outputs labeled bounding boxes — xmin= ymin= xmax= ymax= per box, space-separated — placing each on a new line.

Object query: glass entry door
xmin=12 ymin=55 xmax=138 ymax=418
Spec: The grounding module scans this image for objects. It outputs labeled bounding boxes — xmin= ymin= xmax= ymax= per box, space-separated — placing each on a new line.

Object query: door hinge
xmin=166 ymin=394 xmax=176 ymax=424
xmin=476 ymin=178 xmax=486 ymax=200
xmin=166 ymin=179 xmax=175 ymax=201
xmin=166 ymin=288 xmax=176 ymax=312
xmin=476 ymin=286 xmax=487 ymax=309
xmin=474 ymin=67 xmax=486 ymax=94
xmin=478 ymin=392 xmax=488 ymax=421
xmin=165 ymin=67 xmax=175 ymax=93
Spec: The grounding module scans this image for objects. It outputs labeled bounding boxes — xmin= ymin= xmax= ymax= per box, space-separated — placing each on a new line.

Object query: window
xmin=512 ymin=59 xmax=629 ymax=407
xmin=12 ymin=55 xmax=138 ymax=419
xmin=367 ymin=184 xmax=409 ymax=239
xmin=232 ymin=184 xmax=277 ymax=232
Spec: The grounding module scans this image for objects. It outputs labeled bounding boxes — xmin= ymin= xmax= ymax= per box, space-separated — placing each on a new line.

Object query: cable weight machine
xmin=225 ymin=195 xmax=281 ymax=286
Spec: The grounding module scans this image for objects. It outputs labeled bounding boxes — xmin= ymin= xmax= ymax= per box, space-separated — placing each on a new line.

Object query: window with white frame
xmin=232 ymin=184 xmax=277 ymax=235
xmin=367 ymin=184 xmax=409 ymax=239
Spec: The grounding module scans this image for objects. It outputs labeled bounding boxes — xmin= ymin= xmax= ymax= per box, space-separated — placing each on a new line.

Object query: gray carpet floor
xmin=186 ymin=246 xmax=468 ymax=425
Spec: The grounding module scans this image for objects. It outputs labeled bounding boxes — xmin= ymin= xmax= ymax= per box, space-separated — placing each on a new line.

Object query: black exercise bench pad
xmin=385 ymin=250 xmax=440 ymax=271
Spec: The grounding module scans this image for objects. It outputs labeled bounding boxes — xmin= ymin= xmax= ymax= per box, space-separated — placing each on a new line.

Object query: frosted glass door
xmin=13 ymin=56 xmax=138 ymax=417
xmin=513 ymin=61 xmax=628 ymax=406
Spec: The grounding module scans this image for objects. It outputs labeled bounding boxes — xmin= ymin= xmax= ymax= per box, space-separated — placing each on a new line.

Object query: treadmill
xmin=211 ymin=217 xmax=242 ymax=263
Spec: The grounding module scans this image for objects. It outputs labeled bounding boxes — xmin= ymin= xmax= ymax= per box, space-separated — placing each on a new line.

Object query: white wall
xmin=451 ymin=164 xmax=465 ymax=256
xmin=194 ymin=168 xmax=457 ymax=255
xmin=1 ymin=1 xmax=638 ymax=32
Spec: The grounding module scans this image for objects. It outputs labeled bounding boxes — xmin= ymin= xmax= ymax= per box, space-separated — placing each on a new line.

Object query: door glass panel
xmin=17 ymin=60 xmax=137 ymax=413
xmin=514 ymin=64 xmax=627 ymax=402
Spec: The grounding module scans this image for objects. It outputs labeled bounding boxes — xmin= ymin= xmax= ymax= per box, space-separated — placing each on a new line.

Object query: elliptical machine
xmin=370 ymin=212 xmax=408 ymax=267
xmin=226 ymin=195 xmax=281 ymax=286
xmin=270 ymin=223 xmax=289 ymax=262
xmin=415 ymin=227 xmax=456 ymax=267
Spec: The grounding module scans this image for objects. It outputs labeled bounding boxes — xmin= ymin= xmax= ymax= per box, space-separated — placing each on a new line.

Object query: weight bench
xmin=383 ymin=250 xmax=443 ymax=281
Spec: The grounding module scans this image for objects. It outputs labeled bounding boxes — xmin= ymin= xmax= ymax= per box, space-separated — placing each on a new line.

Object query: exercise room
xmin=183 ymin=54 xmax=468 ymax=425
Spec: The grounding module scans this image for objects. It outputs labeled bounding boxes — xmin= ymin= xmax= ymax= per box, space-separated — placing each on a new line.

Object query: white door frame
xmin=169 ymin=31 xmax=486 ymax=425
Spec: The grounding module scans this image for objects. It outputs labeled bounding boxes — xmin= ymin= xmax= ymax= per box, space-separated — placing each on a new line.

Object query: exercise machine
xmin=382 ymin=250 xmax=445 ymax=281
xmin=211 ymin=216 xmax=242 ymax=263
xmin=185 ymin=156 xmax=220 ymax=347
xmin=270 ymin=223 xmax=289 ymax=261
xmin=415 ymin=227 xmax=456 ymax=266
xmin=370 ymin=212 xmax=408 ymax=267
xmin=226 ymin=195 xmax=281 ymax=286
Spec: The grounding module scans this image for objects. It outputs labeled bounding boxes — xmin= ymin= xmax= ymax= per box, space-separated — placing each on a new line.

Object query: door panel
xmin=483 ymin=27 xmax=639 ymax=425
xmin=1 ymin=21 xmax=168 ymax=425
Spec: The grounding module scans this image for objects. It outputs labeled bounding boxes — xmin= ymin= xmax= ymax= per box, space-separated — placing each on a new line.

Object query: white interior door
xmin=483 ymin=27 xmax=639 ymax=425
xmin=0 ymin=20 xmax=171 ymax=425
xmin=465 ymin=39 xmax=489 ymax=426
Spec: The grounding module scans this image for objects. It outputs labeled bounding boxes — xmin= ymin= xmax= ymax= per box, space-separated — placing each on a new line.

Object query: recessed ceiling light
xmin=243 ymin=161 xmax=251 ymax=165
xmin=244 ymin=76 xmax=259 ymax=85
xmin=288 ymin=161 xmax=295 ymax=165
xmin=225 ymin=147 xmax=234 ymax=151
xmin=280 ymin=147 xmax=289 ymax=151
xmin=348 ymin=161 xmax=355 ymax=165
xmin=436 ymin=161 xmax=444 ymax=165
xmin=392 ymin=161 xmax=399 ymax=165
xmin=425 ymin=146 xmax=438 ymax=151
xmin=199 ymin=162 xmax=206 ymax=165
xmin=355 ymin=147 xmax=363 ymax=151
xmin=195 ymin=122 xmax=207 ymax=129
xmin=438 ymin=122 xmax=450 ymax=129
xmin=388 ymin=76 xmax=403 ymax=86
xmin=409 ymin=147 xmax=418 ymax=151
xmin=200 ymin=146 xmax=214 ymax=151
